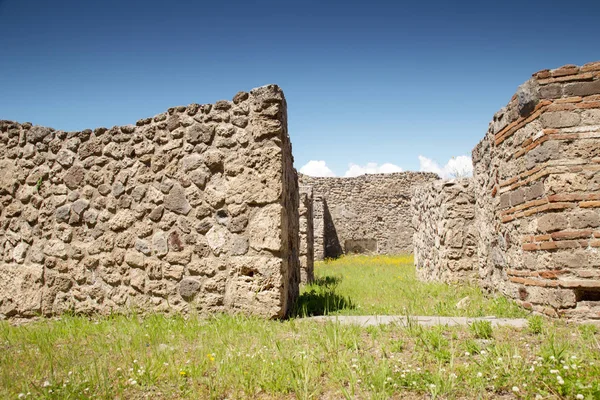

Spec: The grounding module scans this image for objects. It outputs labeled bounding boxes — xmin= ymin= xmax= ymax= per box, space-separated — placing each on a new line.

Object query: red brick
xmin=538 ymin=72 xmax=594 ymax=85
xmin=539 ymin=241 xmax=558 ymax=250
xmin=522 ymin=243 xmax=539 ymax=251
xmin=539 ymin=270 xmax=567 ymax=279
xmin=534 ymin=69 xmax=551 ymax=79
xmin=501 ymin=215 xmax=516 ymax=223
xmin=534 ymin=234 xmax=552 ymax=242
xmin=576 ymin=270 xmax=600 ymax=278
xmin=550 ymin=230 xmax=593 ymax=240
xmin=558 ymin=279 xmax=600 ymax=288
xmin=581 ymin=61 xmax=600 ymax=73
xmin=576 ymin=101 xmax=600 ymax=109
xmin=580 ymin=201 xmax=600 ymax=208
xmin=548 ymin=103 xmax=576 ymax=112
xmin=555 ymin=240 xmax=583 ymax=249
xmin=548 ymin=202 xmax=577 ymax=211
xmin=554 ymin=96 xmax=583 ymax=104
xmin=509 ymin=276 xmax=559 ymax=288
xmin=551 ymin=65 xmax=580 ymax=77
xmin=522 ymin=236 xmax=534 ymax=244
xmin=548 ymin=193 xmax=584 ymax=202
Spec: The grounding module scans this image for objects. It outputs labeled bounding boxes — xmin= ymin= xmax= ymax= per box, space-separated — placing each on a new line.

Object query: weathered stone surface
xmin=298 ymin=186 xmax=314 ymax=283
xmin=179 ymin=278 xmax=201 ymax=299
xmin=300 ymin=172 xmax=439 ymax=258
xmin=516 ymin=80 xmax=539 ymax=117
xmin=63 ymin=165 xmax=85 ymax=189
xmin=471 ymin=64 xmax=600 ymax=320
xmin=537 ymin=213 xmax=569 ymax=233
xmin=109 ymin=211 xmax=137 ymax=231
xmin=0 ymin=84 xmax=292 ymax=320
xmin=164 ymin=183 xmax=191 ymax=215
xmin=152 ymin=230 xmax=169 ymax=257
xmin=412 ymin=179 xmax=477 ymax=283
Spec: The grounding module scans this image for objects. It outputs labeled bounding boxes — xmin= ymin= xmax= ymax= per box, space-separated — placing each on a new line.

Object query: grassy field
xmin=295 ymin=255 xmax=527 ymax=318
xmin=1 ymin=255 xmax=599 ymax=399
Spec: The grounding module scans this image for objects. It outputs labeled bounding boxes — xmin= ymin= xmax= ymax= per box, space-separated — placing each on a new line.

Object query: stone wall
xmin=0 ymin=84 xmax=300 ymax=320
xmin=473 ymin=61 xmax=600 ymax=319
xmin=312 ymin=196 xmax=325 ymax=261
xmin=412 ymin=179 xmax=477 ymax=283
xmin=300 ymin=172 xmax=439 ymax=258
xmin=299 ymin=186 xmax=314 ymax=283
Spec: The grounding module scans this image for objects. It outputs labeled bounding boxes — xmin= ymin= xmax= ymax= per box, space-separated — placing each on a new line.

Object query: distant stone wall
xmin=473 ymin=61 xmax=600 ymax=319
xmin=412 ymin=179 xmax=477 ymax=283
xmin=299 ymin=186 xmax=314 ymax=283
xmin=312 ymin=196 xmax=325 ymax=261
xmin=300 ymin=172 xmax=439 ymax=258
xmin=0 ymin=84 xmax=299 ymax=320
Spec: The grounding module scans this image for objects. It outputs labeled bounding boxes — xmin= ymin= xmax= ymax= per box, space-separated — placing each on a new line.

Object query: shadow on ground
xmin=292 ymin=276 xmax=355 ymax=317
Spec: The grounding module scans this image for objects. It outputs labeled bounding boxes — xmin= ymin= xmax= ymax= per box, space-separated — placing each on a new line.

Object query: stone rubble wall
xmin=298 ymin=186 xmax=314 ymax=283
xmin=0 ymin=84 xmax=299 ymax=320
xmin=412 ymin=179 xmax=477 ymax=283
xmin=300 ymin=172 xmax=439 ymax=259
xmin=312 ymin=196 xmax=325 ymax=261
xmin=473 ymin=61 xmax=600 ymax=319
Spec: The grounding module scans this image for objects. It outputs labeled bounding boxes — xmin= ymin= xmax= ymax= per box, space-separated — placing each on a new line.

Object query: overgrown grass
xmin=2 ymin=314 xmax=600 ymax=399
xmin=295 ymin=254 xmax=527 ymax=318
xmin=2 ymin=255 xmax=599 ymax=399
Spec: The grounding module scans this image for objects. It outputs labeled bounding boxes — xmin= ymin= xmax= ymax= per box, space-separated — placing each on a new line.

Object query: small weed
xmin=527 ymin=315 xmax=545 ymax=334
xmin=469 ymin=320 xmax=493 ymax=339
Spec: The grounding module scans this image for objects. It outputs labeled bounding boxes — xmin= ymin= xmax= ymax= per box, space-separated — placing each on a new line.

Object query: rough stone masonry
xmin=301 ymin=172 xmax=438 ymax=259
xmin=0 ymin=84 xmax=300 ymax=320
xmin=412 ymin=179 xmax=477 ymax=284
xmin=298 ymin=186 xmax=314 ymax=283
xmin=473 ymin=61 xmax=600 ymax=320
xmin=412 ymin=61 xmax=600 ymax=320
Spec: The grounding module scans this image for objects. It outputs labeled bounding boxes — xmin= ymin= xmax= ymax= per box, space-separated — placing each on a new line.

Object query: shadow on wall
xmin=323 ymin=200 xmax=343 ymax=259
xmin=292 ymin=276 xmax=355 ymax=317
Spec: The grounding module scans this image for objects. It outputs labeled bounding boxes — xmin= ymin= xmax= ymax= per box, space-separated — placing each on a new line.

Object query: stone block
xmin=563 ymin=79 xmax=600 ymax=97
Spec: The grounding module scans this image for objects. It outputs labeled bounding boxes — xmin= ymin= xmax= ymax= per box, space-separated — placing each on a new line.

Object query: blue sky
xmin=1 ymin=0 xmax=599 ymax=176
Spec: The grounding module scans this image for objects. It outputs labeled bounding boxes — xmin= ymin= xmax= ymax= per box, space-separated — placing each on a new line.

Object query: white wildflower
xmin=576 ymin=394 xmax=584 ymax=400
xmin=512 ymin=386 xmax=519 ymax=392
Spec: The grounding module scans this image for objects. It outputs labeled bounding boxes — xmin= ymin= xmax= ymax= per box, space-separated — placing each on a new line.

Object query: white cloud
xmin=418 ymin=155 xmax=473 ymax=179
xmin=344 ymin=162 xmax=403 ymax=177
xmin=299 ymin=160 xmax=336 ymax=177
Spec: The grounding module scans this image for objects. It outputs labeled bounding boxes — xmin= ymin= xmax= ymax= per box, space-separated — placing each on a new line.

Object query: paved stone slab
xmin=305 ymin=315 xmax=529 ymax=328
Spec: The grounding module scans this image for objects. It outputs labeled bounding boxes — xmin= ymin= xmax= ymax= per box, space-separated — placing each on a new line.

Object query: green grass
xmin=1 ymin=255 xmax=599 ymax=399
xmin=295 ymin=254 xmax=528 ymax=318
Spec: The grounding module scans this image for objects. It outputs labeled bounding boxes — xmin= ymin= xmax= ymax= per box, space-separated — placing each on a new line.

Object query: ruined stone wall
xmin=300 ymin=172 xmax=439 ymax=258
xmin=473 ymin=61 xmax=600 ymax=319
xmin=412 ymin=179 xmax=477 ymax=283
xmin=0 ymin=84 xmax=299 ymax=320
xmin=312 ymin=196 xmax=325 ymax=261
xmin=298 ymin=186 xmax=314 ymax=283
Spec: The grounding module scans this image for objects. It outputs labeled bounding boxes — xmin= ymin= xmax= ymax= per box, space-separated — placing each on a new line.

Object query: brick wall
xmin=473 ymin=61 xmax=600 ymax=319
